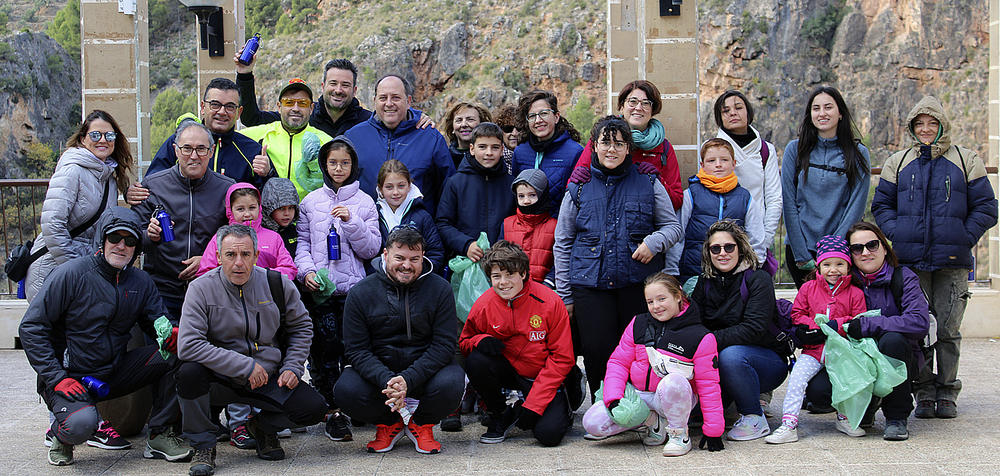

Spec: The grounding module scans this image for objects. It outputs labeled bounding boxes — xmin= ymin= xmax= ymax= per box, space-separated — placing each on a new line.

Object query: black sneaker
xmin=230 ymin=424 xmax=256 ymax=449
xmin=247 ymin=417 xmax=284 ymax=460
xmin=440 ymin=409 xmax=463 ymax=432
xmin=325 ymin=412 xmax=353 ymax=441
xmin=480 ymin=406 xmax=519 ymax=444
xmin=883 ymin=419 xmax=909 ymax=441
xmin=565 ymin=364 xmax=586 ymax=411
xmin=87 ymin=420 xmax=132 ymax=450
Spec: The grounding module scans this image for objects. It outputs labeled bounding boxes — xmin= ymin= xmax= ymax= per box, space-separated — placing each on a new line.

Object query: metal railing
xmin=0 ymin=179 xmax=49 ymax=297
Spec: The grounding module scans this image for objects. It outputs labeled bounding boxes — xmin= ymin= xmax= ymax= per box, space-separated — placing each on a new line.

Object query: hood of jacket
xmin=906 ymin=96 xmax=952 ymax=158
xmin=372 ymin=254 xmax=435 ymax=286
xmin=459 ymin=151 xmax=508 ymax=179
xmin=320 ymin=135 xmax=361 ymax=190
xmin=224 ymin=182 xmax=263 ymax=231
xmin=58 ymin=146 xmax=116 ymax=182
xmin=91 ymin=206 xmax=144 ymax=268
xmin=260 ymin=177 xmax=300 ymax=230
xmin=377 ymin=182 xmax=424 ymax=218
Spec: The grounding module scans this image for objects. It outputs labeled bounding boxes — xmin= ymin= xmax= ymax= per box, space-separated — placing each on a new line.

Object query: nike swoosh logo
xmin=493 ymin=325 xmax=500 ymax=329
xmin=93 ymin=435 xmax=110 ymax=443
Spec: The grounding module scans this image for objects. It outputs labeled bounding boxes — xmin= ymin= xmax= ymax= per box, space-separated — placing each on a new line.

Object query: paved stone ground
xmin=1 ymin=340 xmax=998 ymax=475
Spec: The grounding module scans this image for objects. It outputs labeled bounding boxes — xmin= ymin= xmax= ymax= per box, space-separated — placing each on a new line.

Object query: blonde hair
xmin=700 ymin=138 xmax=735 ymax=162
xmin=644 ymin=272 xmax=687 ymax=301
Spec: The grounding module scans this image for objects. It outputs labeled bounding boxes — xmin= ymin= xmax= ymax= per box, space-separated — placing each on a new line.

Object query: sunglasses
xmin=280 ymin=98 xmax=313 ymax=108
xmin=390 ymin=223 xmax=420 ymax=233
xmin=107 ymin=233 xmax=138 ymax=247
xmin=88 ymin=131 xmax=117 ymax=142
xmin=500 ymin=125 xmax=515 ymax=133
xmin=849 ymin=239 xmax=881 ymax=255
xmin=709 ymin=243 xmax=737 ymax=255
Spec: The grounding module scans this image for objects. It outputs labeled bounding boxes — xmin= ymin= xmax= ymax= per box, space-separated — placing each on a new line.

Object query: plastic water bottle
xmin=238 ymin=33 xmax=261 ymax=65
xmin=154 ymin=206 xmax=174 ymax=243
xmin=327 ymin=226 xmax=341 ymax=261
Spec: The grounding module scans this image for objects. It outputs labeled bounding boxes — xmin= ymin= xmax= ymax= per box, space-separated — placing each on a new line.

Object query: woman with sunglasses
xmin=805 ymin=221 xmax=930 ymax=441
xmin=569 ymin=81 xmax=683 ymax=210
xmin=781 ymin=86 xmax=870 ymax=288
xmin=512 ymin=90 xmax=584 ymax=218
xmin=24 ymin=110 xmax=134 ymax=302
xmin=688 ymin=219 xmax=789 ymax=441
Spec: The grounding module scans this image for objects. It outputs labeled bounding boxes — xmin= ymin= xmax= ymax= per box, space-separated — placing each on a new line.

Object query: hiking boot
xmin=88 ymin=420 xmax=132 ymax=450
xmin=144 ymin=428 xmax=193 ymax=462
xmin=405 ymin=420 xmax=442 ymax=454
xmin=764 ymin=420 xmax=798 ymax=444
xmin=229 ymin=424 xmax=256 ymax=449
xmin=480 ymin=406 xmax=519 ymax=444
xmin=440 ymin=409 xmax=462 ymax=432
xmin=914 ymin=400 xmax=936 ymax=419
xmin=247 ymin=416 xmax=284 ymax=460
xmin=726 ymin=414 xmax=769 ymax=441
xmin=565 ymin=364 xmax=586 ymax=411
xmin=366 ymin=418 xmax=406 ymax=453
xmin=642 ymin=412 xmax=667 ymax=446
xmin=325 ymin=412 xmax=353 ymax=441
xmin=883 ymin=419 xmax=909 ymax=441
xmin=48 ymin=438 xmax=74 ymax=466
xmin=836 ymin=414 xmax=865 ymax=437
xmin=188 ymin=446 xmax=216 ymax=476
xmin=661 ymin=428 xmax=692 ymax=457
xmin=44 ymin=429 xmax=54 ymax=448
xmin=935 ymin=399 xmax=957 ymax=419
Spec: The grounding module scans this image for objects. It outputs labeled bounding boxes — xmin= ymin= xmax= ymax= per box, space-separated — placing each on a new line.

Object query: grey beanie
xmin=511 ymin=168 xmax=549 ymax=194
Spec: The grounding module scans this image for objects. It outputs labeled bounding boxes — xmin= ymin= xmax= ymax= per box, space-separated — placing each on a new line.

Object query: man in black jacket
xmin=19 ymin=207 xmax=189 ymax=466
xmin=334 ymin=226 xmax=464 ymax=455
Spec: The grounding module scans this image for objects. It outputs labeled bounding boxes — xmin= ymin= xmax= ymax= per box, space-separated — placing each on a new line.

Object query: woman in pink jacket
xmin=582 ymin=273 xmax=724 ymax=456
xmin=295 ymin=135 xmax=381 ymax=441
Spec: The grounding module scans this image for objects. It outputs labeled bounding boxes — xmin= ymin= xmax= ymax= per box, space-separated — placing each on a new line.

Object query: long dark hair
xmin=514 ymin=90 xmax=582 ymax=144
xmin=67 ymin=110 xmax=134 ymax=192
xmin=713 ymin=90 xmax=754 ymax=130
xmin=795 ymin=86 xmax=866 ymax=188
xmin=589 ymin=115 xmax=634 ymax=164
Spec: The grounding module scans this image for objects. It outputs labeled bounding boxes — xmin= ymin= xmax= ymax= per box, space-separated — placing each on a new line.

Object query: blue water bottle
xmin=154 ymin=206 xmax=175 ymax=243
xmin=238 ymin=33 xmax=261 ymax=65
xmin=327 ymin=226 xmax=341 ymax=261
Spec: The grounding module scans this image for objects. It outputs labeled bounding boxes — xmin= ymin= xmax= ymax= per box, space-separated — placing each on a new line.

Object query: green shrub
xmin=801 ymin=0 xmax=847 ymax=50
xmin=46 ymin=0 xmax=80 ymax=57
xmin=566 ymin=96 xmax=596 ymax=143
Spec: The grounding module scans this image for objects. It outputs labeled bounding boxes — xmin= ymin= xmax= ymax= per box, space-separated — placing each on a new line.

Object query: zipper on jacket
xmin=404 ymin=287 xmax=412 ymax=339
xmin=645 ymin=365 xmax=653 ymax=390
xmin=909 ymin=173 xmax=915 ymax=202
xmin=187 ymin=182 xmax=194 ymax=259
xmin=239 ymin=287 xmax=253 ymax=355
xmin=945 ymin=175 xmax=951 ymax=202
xmin=288 ymin=134 xmax=294 ymax=179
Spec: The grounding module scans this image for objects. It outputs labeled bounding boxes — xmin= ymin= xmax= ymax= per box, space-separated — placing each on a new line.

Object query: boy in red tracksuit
xmin=460 ymin=241 xmax=575 ymax=447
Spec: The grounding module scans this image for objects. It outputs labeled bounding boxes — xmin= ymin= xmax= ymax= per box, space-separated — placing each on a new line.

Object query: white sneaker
xmin=726 ymin=414 xmax=770 ymax=441
xmin=764 ymin=421 xmax=798 ymax=444
xmin=836 ymin=414 xmax=866 ymax=437
xmin=661 ymin=428 xmax=691 ymax=456
xmin=583 ymin=432 xmax=609 ymax=441
xmin=276 ymin=428 xmax=292 ymax=439
xmin=642 ymin=413 xmax=667 ymax=446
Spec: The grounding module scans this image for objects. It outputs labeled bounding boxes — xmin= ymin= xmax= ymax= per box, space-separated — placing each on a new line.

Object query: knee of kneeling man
xmin=533 ymin=429 xmax=565 ymax=447
xmin=61 ymin=408 xmax=101 ymax=445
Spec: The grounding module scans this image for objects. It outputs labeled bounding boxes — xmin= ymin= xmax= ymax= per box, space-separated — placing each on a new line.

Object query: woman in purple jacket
xmin=805 ymin=221 xmax=929 ymax=442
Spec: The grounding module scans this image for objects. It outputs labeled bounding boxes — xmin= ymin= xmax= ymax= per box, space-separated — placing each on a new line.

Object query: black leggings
xmin=572 ymin=284 xmax=647 ymax=403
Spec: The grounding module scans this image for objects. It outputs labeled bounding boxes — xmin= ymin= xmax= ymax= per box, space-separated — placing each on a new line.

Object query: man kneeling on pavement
xmin=177 ymin=224 xmax=326 ymax=476
xmin=20 ymin=207 xmax=190 ymax=466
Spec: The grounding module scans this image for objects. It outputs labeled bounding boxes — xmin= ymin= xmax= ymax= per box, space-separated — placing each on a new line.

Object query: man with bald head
xmin=344 ymin=74 xmax=454 ymax=215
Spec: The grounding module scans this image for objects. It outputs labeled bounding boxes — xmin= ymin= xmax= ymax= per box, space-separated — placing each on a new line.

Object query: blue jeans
xmin=717 ymin=345 xmax=788 ymax=415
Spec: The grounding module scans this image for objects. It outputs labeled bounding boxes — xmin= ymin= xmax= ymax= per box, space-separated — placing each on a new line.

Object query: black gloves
xmin=516 ymin=408 xmax=542 ymax=430
xmin=825 ymin=320 xmax=839 ymax=332
xmin=606 ymin=399 xmax=621 ymax=412
xmin=847 ymin=319 xmax=865 ymax=339
xmin=699 ymin=435 xmax=724 ymax=451
xmin=795 ymin=325 xmax=826 ymax=346
xmin=476 ymin=336 xmax=505 ymax=356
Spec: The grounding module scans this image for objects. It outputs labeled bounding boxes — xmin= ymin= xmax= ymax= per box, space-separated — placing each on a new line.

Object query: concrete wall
xmin=195 ymin=0 xmax=244 ymax=101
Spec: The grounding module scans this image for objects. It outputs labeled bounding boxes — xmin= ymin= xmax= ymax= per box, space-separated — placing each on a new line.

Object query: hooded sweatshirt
xmin=296 ymin=136 xmax=381 ymax=294
xmin=436 ymin=153 xmax=516 ymax=257
xmin=196 ymin=182 xmax=298 ymax=281
xmin=376 ymin=184 xmax=445 ymax=272
xmin=261 ymin=177 xmax=300 ymax=257
xmin=872 ymin=96 xmax=998 ymax=271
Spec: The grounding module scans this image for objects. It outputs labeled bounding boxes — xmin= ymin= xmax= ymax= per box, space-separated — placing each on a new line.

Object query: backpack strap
xmin=759 ymin=142 xmax=769 ymax=168
xmin=888 ymin=266 xmax=904 ymax=311
xmin=267 ymin=269 xmax=286 ymax=323
xmin=954 ymin=146 xmax=969 ymax=182
xmin=894 ymin=149 xmax=914 ymax=183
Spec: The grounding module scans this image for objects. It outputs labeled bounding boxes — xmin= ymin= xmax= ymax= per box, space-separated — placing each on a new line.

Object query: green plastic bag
xmin=154 ymin=315 xmax=174 ymax=360
xmin=817 ymin=315 xmax=875 ymax=428
xmin=311 ymin=268 xmax=337 ymax=305
xmin=595 ymin=381 xmax=650 ymax=429
xmin=854 ymin=336 xmax=908 ymax=398
xmin=293 ymin=131 xmax=325 ymax=193
xmin=449 ymin=232 xmax=491 ymax=323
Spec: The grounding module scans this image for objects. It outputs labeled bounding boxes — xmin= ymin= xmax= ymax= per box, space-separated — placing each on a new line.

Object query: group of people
xmin=16 ymin=49 xmax=996 ymax=475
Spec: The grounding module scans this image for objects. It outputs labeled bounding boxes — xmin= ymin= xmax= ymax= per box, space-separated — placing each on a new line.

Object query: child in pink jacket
xmin=582 ymin=273 xmax=724 ymax=457
xmin=765 ymin=234 xmax=867 ymax=444
xmin=197 ymin=182 xmax=297 ymax=281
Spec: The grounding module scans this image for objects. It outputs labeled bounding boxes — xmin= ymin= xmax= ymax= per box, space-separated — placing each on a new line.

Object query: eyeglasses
xmin=849 ymin=239 xmax=881 ymax=255
xmin=207 ymin=100 xmax=238 ymax=114
xmin=280 ymin=98 xmax=313 ymax=108
xmin=597 ymin=140 xmax=628 ymax=151
xmin=625 ymin=97 xmax=654 ymax=110
xmin=87 ymin=131 xmax=117 ymax=142
xmin=107 ymin=233 xmax=138 ymax=247
xmin=500 ymin=125 xmax=516 ymax=133
xmin=175 ymin=144 xmax=213 ymax=157
xmin=709 ymin=243 xmax=737 ymax=255
xmin=526 ymin=109 xmax=555 ymax=123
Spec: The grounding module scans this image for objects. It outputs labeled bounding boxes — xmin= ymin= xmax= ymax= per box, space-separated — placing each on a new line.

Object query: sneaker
xmin=144 ymin=428 xmax=193 ymax=462
xmin=480 ymin=407 xmax=518 ymax=444
xmin=583 ymin=432 xmax=610 ymax=440
xmin=860 ymin=397 xmax=881 ymax=429
xmin=188 ymin=446 xmax=216 ymax=476
xmin=440 ymin=409 xmax=462 ymax=432
xmin=229 ymin=424 xmax=256 ymax=449
xmin=764 ymin=421 xmax=798 ymax=444
xmin=883 ymin=419 xmax=909 ymax=441
xmin=914 ymin=400 xmax=936 ymax=419
xmin=213 ymin=425 xmax=231 ymax=443
xmin=276 ymin=428 xmax=292 ymax=438
xmin=642 ymin=413 xmax=667 ymax=446
xmin=405 ymin=420 xmax=442 ymax=454
xmin=48 ymin=438 xmax=74 ymax=466
xmin=565 ymin=364 xmax=586 ymax=411
xmin=290 ymin=427 xmax=307 ymax=433
xmin=366 ymin=419 xmax=406 ymax=453
xmin=726 ymin=414 xmax=769 ymax=441
xmin=935 ymin=399 xmax=957 ymax=419
xmin=836 ymin=414 xmax=865 ymax=437
xmin=661 ymin=428 xmax=692 ymax=456
xmin=247 ymin=416 xmax=284 ymax=460
xmin=44 ymin=429 xmax=54 ymax=448
xmin=460 ymin=385 xmax=478 ymax=413
xmin=325 ymin=412 xmax=353 ymax=441
xmin=88 ymin=420 xmax=132 ymax=450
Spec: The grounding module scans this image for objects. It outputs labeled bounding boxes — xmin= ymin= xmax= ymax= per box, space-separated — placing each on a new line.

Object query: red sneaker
xmin=405 ymin=420 xmax=441 ymax=454
xmin=366 ymin=419 xmax=405 ymax=453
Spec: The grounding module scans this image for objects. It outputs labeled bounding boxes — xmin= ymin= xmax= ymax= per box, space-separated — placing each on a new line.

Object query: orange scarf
xmin=696 ymin=169 xmax=739 ymax=193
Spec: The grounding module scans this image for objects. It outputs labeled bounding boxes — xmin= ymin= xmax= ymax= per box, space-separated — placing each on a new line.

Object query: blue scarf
xmin=632 ymin=118 xmax=665 ymax=151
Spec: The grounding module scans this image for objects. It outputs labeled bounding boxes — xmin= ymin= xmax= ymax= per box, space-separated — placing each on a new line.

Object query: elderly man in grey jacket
xmin=177 ymin=224 xmax=325 ymax=476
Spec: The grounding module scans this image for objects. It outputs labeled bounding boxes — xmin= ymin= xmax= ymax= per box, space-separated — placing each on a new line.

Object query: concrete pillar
xmin=194 ymin=0 xmax=243 ymax=99
xmin=80 ymin=0 xmax=149 ymax=179
xmin=607 ymin=0 xmax=700 ymax=177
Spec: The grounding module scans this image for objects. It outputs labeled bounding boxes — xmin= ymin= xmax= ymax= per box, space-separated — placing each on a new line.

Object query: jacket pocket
xmin=625 ymin=202 xmax=653 ymax=239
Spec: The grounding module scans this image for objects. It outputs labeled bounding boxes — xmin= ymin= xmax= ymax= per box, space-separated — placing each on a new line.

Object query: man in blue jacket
xmin=872 ymin=96 xmax=998 ymax=419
